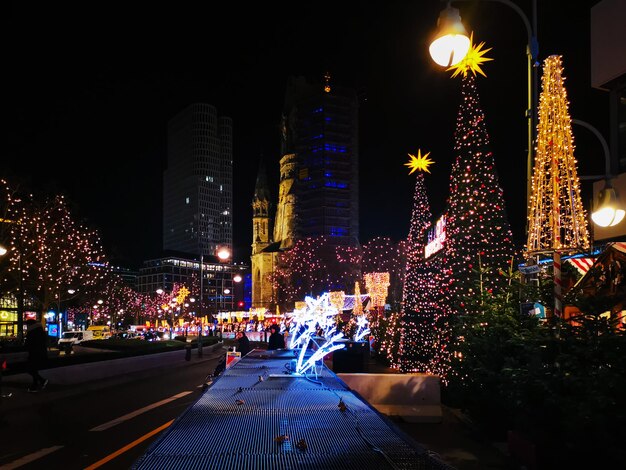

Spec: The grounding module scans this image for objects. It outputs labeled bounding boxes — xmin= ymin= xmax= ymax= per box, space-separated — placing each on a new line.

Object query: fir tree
xmin=444 ymin=73 xmax=518 ymax=315
xmin=396 ymin=153 xmax=448 ymax=374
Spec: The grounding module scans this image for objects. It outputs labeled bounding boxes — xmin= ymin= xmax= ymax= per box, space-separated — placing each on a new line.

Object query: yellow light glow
xmin=447 ymin=33 xmax=492 ymax=78
xmin=429 ymin=4 xmax=470 ymax=67
xmin=405 ymin=150 xmax=434 ymax=174
xmin=592 ymin=207 xmax=625 ymax=227
xmin=526 ymin=55 xmax=590 ymax=253
xmin=364 ymin=272 xmax=390 ymax=308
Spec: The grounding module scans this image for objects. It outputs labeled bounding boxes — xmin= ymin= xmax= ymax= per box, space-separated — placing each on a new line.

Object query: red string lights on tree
xmin=443 ymin=37 xmax=518 ymax=316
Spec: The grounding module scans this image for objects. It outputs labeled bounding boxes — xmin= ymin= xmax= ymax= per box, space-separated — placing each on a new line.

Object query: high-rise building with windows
xmin=281 ymin=75 xmax=359 ymax=246
xmin=163 ymin=103 xmax=233 ymax=257
xmin=250 ymin=75 xmax=360 ymax=310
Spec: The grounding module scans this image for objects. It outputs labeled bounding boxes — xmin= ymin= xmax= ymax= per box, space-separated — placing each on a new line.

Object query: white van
xmin=58 ymin=330 xmax=94 ymax=352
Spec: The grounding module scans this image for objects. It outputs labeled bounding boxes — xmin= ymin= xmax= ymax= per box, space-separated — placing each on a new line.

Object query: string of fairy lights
xmin=1 ymin=37 xmax=594 ymax=380
xmin=526 ymin=55 xmax=590 ymax=255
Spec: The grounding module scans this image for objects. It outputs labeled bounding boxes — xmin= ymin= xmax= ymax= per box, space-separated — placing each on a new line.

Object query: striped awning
xmin=567 ymin=257 xmax=595 ymax=276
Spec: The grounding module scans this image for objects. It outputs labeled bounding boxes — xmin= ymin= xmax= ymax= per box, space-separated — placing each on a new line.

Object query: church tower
xmin=251 ymin=158 xmax=276 ymax=309
xmin=273 ymin=153 xmax=297 ymax=250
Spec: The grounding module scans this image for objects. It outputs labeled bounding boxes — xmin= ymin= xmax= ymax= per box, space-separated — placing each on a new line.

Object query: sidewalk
xmin=363 ymin=357 xmax=515 ymax=470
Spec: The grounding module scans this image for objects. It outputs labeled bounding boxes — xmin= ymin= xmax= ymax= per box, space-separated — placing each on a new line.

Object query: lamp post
xmin=56 ymin=287 xmax=76 ymax=338
xmin=198 ymin=256 xmax=204 ymax=357
xmin=430 ymin=0 xmax=539 ymax=233
xmin=574 ymin=119 xmax=625 ymax=229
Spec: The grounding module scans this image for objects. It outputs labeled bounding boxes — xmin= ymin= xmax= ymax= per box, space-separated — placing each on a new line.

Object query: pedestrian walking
xmin=267 ymin=324 xmax=285 ymax=350
xmin=236 ymin=330 xmax=252 ymax=356
xmin=25 ymin=319 xmax=49 ymax=392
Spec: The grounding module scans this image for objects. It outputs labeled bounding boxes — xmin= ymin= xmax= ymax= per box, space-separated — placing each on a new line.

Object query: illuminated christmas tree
xmin=526 ymin=55 xmax=590 ymax=318
xmin=443 ymin=38 xmax=518 ymax=316
xmin=526 ymin=55 xmax=589 ymax=255
xmin=395 ymin=151 xmax=448 ymax=374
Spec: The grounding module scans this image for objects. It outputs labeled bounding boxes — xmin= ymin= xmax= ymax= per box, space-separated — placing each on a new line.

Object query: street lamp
xmin=217 ymin=246 xmax=231 ymax=261
xmin=429 ymin=3 xmax=470 ymax=67
xmin=574 ymin=119 xmax=625 ymax=229
xmin=592 ymin=185 xmax=625 ymax=227
xmin=56 ymin=287 xmax=76 ymax=337
xmin=429 ymin=0 xmax=539 ymax=231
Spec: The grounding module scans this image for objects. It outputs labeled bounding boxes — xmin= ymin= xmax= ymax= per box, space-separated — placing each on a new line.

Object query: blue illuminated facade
xmin=282 ymin=76 xmax=359 ymax=246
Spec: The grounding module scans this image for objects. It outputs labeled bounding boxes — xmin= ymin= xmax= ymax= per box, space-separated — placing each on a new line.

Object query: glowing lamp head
xmin=216 ymin=247 xmax=231 ymax=261
xmin=592 ymin=185 xmax=625 ymax=227
xmin=0 ymin=245 xmax=7 ymax=256
xmin=429 ymin=4 xmax=470 ymax=67
xmin=233 ymin=274 xmax=242 ymax=283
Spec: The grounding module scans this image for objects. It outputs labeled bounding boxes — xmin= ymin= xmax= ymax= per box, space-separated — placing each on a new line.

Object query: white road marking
xmin=0 ymin=445 xmax=64 ymax=469
xmin=89 ymin=391 xmax=193 ymax=431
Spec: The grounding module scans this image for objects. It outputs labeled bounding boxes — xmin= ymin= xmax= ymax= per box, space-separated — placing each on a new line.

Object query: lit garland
xmin=329 ymin=290 xmax=345 ymax=313
xmin=352 ymin=281 xmax=363 ymax=316
xmin=364 ymin=272 xmax=390 ymax=308
xmin=271 ymin=236 xmax=360 ymax=303
xmin=526 ymin=55 xmax=590 ymax=255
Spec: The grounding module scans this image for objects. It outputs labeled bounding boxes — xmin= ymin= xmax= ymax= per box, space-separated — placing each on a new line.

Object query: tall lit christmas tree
xmin=526 ymin=55 xmax=590 ymax=255
xmin=526 ymin=55 xmax=590 ymax=317
xmin=443 ymin=37 xmax=518 ymax=316
xmin=396 ymin=151 xmax=448 ymax=374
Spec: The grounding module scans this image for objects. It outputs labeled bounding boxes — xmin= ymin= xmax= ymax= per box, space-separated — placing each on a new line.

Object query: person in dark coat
xmin=25 ymin=319 xmax=49 ymax=392
xmin=236 ymin=330 xmax=252 ymax=356
xmin=267 ymin=324 xmax=285 ymax=350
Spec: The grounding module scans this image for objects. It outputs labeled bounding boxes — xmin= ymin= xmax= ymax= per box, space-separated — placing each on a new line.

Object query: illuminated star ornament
xmin=447 ymin=32 xmax=493 ymax=78
xmin=405 ymin=150 xmax=434 ymax=175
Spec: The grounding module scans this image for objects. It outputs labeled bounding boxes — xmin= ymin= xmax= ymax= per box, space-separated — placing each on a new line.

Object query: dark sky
xmin=7 ymin=1 xmax=607 ymax=269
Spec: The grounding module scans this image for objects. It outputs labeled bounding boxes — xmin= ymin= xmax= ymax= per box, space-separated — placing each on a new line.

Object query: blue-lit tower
xmin=281 ymin=74 xmax=359 ymax=246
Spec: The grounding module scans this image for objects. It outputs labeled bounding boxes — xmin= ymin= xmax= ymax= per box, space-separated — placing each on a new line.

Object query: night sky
xmin=7 ymin=1 xmax=607 ymax=269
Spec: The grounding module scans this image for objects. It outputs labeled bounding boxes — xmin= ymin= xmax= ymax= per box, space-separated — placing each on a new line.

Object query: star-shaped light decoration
xmin=405 ymin=149 xmax=434 ymax=175
xmin=447 ymin=32 xmax=493 ymax=78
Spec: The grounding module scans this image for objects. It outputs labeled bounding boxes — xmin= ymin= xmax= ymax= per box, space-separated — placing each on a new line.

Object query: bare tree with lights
xmin=8 ymin=191 xmax=108 ymax=319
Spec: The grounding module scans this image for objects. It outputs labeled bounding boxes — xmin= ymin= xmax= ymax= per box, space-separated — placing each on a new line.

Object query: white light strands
xmin=353 ymin=315 xmax=370 ymax=343
xmin=288 ymin=293 xmax=346 ymax=375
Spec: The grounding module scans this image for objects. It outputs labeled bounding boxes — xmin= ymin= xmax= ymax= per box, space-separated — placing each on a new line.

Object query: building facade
xmin=137 ymin=255 xmax=247 ymax=315
xmin=163 ymin=103 xmax=233 ymax=258
xmin=250 ymin=158 xmax=278 ymax=309
xmin=250 ymin=75 xmax=361 ymax=310
xmin=282 ymin=75 xmax=360 ymax=246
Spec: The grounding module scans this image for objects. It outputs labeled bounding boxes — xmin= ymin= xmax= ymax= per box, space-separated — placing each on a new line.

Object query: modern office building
xmin=282 ymin=74 xmax=360 ymax=246
xmin=163 ymin=103 xmax=233 ymax=258
xmin=136 ymin=255 xmax=247 ymax=315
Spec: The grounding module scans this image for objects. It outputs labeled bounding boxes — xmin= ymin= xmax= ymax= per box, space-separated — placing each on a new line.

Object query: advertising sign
xmin=226 ymin=351 xmax=241 ymax=369
xmin=425 ymin=215 xmax=446 ymax=259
